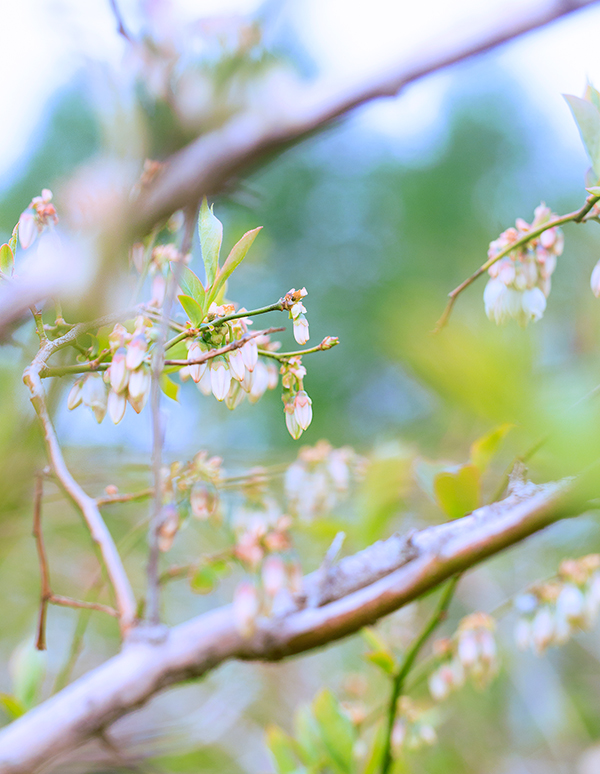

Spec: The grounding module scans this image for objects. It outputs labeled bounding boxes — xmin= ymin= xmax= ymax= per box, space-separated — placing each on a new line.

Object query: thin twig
xmin=380 ymin=575 xmax=460 ymax=774
xmin=108 ymin=0 xmax=133 ymax=43
xmin=433 ymin=194 xmax=600 ymax=332
xmin=97 ymin=487 xmax=154 ymax=506
xmin=163 ymin=327 xmax=285 ymax=366
xmin=257 ymin=337 xmax=339 ymax=362
xmin=32 ymin=473 xmax=50 ymax=651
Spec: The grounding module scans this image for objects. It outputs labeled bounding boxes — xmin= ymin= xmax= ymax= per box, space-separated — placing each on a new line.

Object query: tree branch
xmin=129 ymin=0 xmax=600 ymax=237
xmin=0 ymin=470 xmax=593 ymax=773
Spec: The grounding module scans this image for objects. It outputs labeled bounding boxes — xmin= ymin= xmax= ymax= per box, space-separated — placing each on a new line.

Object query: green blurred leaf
xmin=199 ymin=197 xmax=222 ymax=288
xmin=190 ymin=565 xmax=217 ymax=594
xmin=586 ymin=186 xmax=600 ymax=196
xmin=10 ymin=640 xmax=46 ymax=711
xmin=433 ymin=463 xmax=480 ymax=519
xmin=470 ymin=423 xmax=513 ymax=471
xmin=265 ymin=725 xmax=299 ymax=774
xmin=294 ymin=705 xmax=323 ymax=767
xmin=364 ymin=650 xmax=396 ymax=675
xmin=0 ymin=693 xmax=25 ymax=720
xmin=209 ymin=227 xmax=262 ymax=305
xmin=177 ymin=264 xmax=206 ymax=315
xmin=312 ymin=689 xmax=356 ymax=773
xmin=585 ymin=81 xmax=600 ymax=112
xmin=0 ymin=244 xmax=14 ymax=276
xmin=160 ymin=374 xmax=179 ymax=402
xmin=8 ymin=223 xmax=18 ymax=255
xmin=565 ymin=94 xmax=600 ymax=178
xmin=178 ymin=295 xmax=204 ymax=327
xmin=362 ymin=721 xmax=386 ymax=774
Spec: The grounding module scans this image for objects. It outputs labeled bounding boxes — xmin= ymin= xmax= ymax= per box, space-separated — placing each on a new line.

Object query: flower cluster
xmin=18 ymin=189 xmax=59 ymax=250
xmin=171 ymin=450 xmax=223 ymax=522
xmin=391 ymin=697 xmax=437 ymax=753
xmin=67 ymin=319 xmax=152 ymax=424
xmin=484 ymin=203 xmax=563 ymax=325
xmin=514 ymin=554 xmax=600 ymax=655
xmin=281 ymin=287 xmax=310 ymax=345
xmin=280 ymin=357 xmax=312 ymax=439
xmin=284 ymin=440 xmax=366 ymax=520
xmin=428 ymin=612 xmax=498 ymax=701
xmin=180 ymin=304 xmax=279 ymax=409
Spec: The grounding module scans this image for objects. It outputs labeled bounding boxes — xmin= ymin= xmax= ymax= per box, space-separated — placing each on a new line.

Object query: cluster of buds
xmin=281 ymin=357 xmax=312 ymax=439
xmin=514 ymin=554 xmax=600 ymax=655
xmin=284 ymin=440 xmax=366 ymax=520
xmin=18 ymin=189 xmax=59 ymax=250
xmin=391 ymin=698 xmax=437 ymax=752
xmin=170 ymin=450 xmax=223 ymax=521
xmin=67 ymin=318 xmax=152 ymax=424
xmin=484 ymin=203 xmax=563 ymax=326
xmin=428 ymin=613 xmax=498 ymax=701
xmin=180 ymin=305 xmax=279 ymax=408
xmin=281 ymin=287 xmax=309 ymax=345
xmin=233 ymin=503 xmax=293 ymax=570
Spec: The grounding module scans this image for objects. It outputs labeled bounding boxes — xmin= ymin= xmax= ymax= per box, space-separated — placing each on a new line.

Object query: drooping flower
xmin=210 ymin=359 xmax=231 ymax=401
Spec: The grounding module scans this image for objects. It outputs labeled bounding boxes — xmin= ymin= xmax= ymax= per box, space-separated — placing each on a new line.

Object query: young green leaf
xmin=198 ymin=197 xmax=222 ymax=288
xmin=175 ymin=264 xmax=206 ymax=312
xmin=8 ymin=223 xmax=18 ymax=256
xmin=565 ymin=94 xmax=600 ymax=178
xmin=0 ymin=693 xmax=25 ymax=720
xmin=10 ymin=640 xmax=46 ymax=711
xmin=209 ymin=226 xmax=262 ymax=304
xmin=470 ymin=423 xmax=513 ymax=472
xmin=364 ymin=649 xmax=396 ymax=675
xmin=265 ymin=725 xmax=300 ymax=774
xmin=312 ymin=689 xmax=356 ymax=774
xmin=586 ymin=186 xmax=600 ymax=196
xmin=178 ymin=295 xmax=204 ymax=328
xmin=160 ymin=374 xmax=179 ymax=402
xmin=0 ymin=244 xmax=14 ymax=276
xmin=433 ymin=463 xmax=481 ymax=520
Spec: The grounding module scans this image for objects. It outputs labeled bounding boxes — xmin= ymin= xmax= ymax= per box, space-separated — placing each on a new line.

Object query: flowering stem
xmin=434 ymin=194 xmax=600 ymax=332
xmin=164 ymin=330 xmax=195 ymax=351
xmin=198 ymin=301 xmax=284 ymax=331
xmin=380 ymin=575 xmax=460 ymax=774
xmin=257 ymin=340 xmax=338 ymax=361
xmin=163 ymin=327 xmax=285 ymax=366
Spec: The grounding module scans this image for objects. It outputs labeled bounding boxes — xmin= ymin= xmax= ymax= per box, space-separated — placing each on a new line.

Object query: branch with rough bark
xmin=0 ymin=467 xmax=594 ymax=773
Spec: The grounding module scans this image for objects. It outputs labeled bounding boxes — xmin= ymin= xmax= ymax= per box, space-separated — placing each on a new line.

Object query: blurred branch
xmin=1 ymin=468 xmax=595 ymax=772
xmin=434 ymin=193 xmax=600 ymax=332
xmin=130 ymin=0 xmax=600 ymax=235
xmin=108 ymin=0 xmax=133 ymax=43
xmin=24 ymin=318 xmax=138 ymax=634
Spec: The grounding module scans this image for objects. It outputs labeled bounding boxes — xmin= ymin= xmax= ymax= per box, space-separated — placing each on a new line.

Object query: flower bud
xmin=128 ymin=366 xmax=151 ymax=413
xmin=285 ymin=404 xmax=303 ymax=439
xmin=520 ymin=287 xmax=546 ymax=323
xmin=249 ymin=361 xmax=269 ymax=404
xmin=187 ymin=342 xmax=206 ymax=383
xmin=210 ymin=360 xmax=231 ymax=401
xmin=262 ymin=555 xmax=287 ymax=598
xmin=266 ymin=362 xmax=279 ymax=390
xmin=157 ymin=504 xmax=179 ymax=552
xmin=81 ymin=373 xmax=108 ymax=423
xmin=591 ymin=260 xmax=600 ymax=298
xmin=125 ymin=333 xmax=148 ymax=370
xmin=109 ymin=348 xmax=129 ymax=394
xmin=531 ymin=607 xmax=555 ymax=654
xmin=294 ymin=390 xmax=313 ymax=430
xmin=233 ymin=581 xmax=260 ymax=638
xmin=228 ymin=348 xmax=246 ymax=381
xmin=67 ymin=379 xmax=83 ymax=410
xmin=241 ymin=339 xmax=258 ymax=372
xmin=293 ymin=314 xmax=309 ymax=345
xmin=190 ymin=481 xmax=217 ymax=520
xmin=226 ymin=379 xmax=245 ymax=410
xmin=108 ymin=389 xmax=127 ymax=425
xmin=197 ymin=366 xmax=213 ymax=396
xmin=18 ymin=211 xmax=37 ymax=250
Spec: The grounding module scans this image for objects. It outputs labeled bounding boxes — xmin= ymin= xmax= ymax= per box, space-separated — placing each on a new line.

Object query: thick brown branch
xmin=0 ymin=471 xmax=593 ymax=773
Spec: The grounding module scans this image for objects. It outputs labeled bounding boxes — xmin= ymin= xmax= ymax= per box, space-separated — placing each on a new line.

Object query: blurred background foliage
xmin=2 ymin=5 xmax=600 ymax=773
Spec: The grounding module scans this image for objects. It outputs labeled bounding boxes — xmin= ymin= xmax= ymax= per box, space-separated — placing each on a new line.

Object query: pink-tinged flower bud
xmin=293 ymin=390 xmax=312 ymax=430
xmin=125 ymin=333 xmax=148 ymax=370
xmin=531 ymin=607 xmax=555 ymax=655
xmin=591 ymin=260 xmax=600 ymax=298
xmin=109 ymin=348 xmax=129 ymax=394
xmin=520 ymin=287 xmax=546 ymax=323
xmin=233 ymin=581 xmax=260 ymax=637
xmin=457 ymin=631 xmax=478 ymax=668
xmin=18 ymin=211 xmax=37 ymax=250
xmin=40 ymin=189 xmax=52 ymax=203
xmin=228 ymin=348 xmax=246 ymax=381
xmin=210 ymin=360 xmax=231 ymax=401
xmin=108 ymin=323 xmax=127 ymax=352
xmin=226 ymin=380 xmax=245 ymax=410
xmin=293 ymin=314 xmax=309 ymax=345
xmin=556 ymin=583 xmax=585 ymax=625
xmin=67 ymin=379 xmax=83 ymax=410
xmin=262 ymin=555 xmax=287 ymax=598
xmin=320 ymin=336 xmax=339 ymax=350
xmin=241 ymin=339 xmax=258 ymax=372
xmin=81 ymin=373 xmax=108 ymax=423
xmin=157 ymin=504 xmax=179 ymax=552
xmin=130 ymin=243 xmax=145 ymax=273
xmin=266 ymin=363 xmax=278 ymax=390
xmin=290 ymin=301 xmax=306 ymax=319
xmin=128 ymin=365 xmax=151 ymax=401
xmin=249 ymin=361 xmax=269 ymax=404
xmin=197 ymin=366 xmax=213 ymax=395
xmin=108 ymin=389 xmax=127 ymax=425
xmin=190 ymin=481 xmax=217 ymax=519
xmin=428 ymin=668 xmax=451 ymax=702
xmin=187 ymin=342 xmax=206 ymax=383
xmin=285 ymin=405 xmax=303 ymax=440
xmin=240 ymin=366 xmax=255 ymax=393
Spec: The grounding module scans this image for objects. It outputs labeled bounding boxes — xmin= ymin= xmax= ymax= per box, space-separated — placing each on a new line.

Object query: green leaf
xmin=565 ymin=94 xmax=600 ymax=178
xmin=198 ymin=197 xmax=222 ymax=288
xmin=209 ymin=226 xmax=262 ymax=304
xmin=178 ymin=294 xmax=204 ymax=327
xmin=190 ymin=565 xmax=218 ymax=594
xmin=265 ymin=725 xmax=299 ymax=774
xmin=585 ymin=82 xmax=600 ymax=112
xmin=312 ymin=690 xmax=356 ymax=774
xmin=469 ymin=423 xmax=513 ymax=471
xmin=8 ymin=223 xmax=18 ymax=255
xmin=177 ymin=264 xmax=206 ymax=313
xmin=364 ymin=649 xmax=396 ymax=675
xmin=10 ymin=640 xmax=46 ymax=710
xmin=433 ymin=463 xmax=481 ymax=519
xmin=0 ymin=244 xmax=14 ymax=276
xmin=361 ymin=627 xmax=390 ymax=653
xmin=362 ymin=721 xmax=387 ymax=774
xmin=586 ymin=186 xmax=600 ymax=196
xmin=294 ymin=705 xmax=323 ymax=767
xmin=160 ymin=374 xmax=179 ymax=402
xmin=0 ymin=693 xmax=25 ymax=720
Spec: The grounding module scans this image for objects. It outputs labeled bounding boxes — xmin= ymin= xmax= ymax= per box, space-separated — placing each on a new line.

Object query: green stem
xmin=257 ymin=340 xmax=337 ymax=361
xmin=199 ymin=302 xmax=283 ymax=331
xmin=30 ymin=307 xmax=47 ymax=342
xmin=380 ymin=575 xmax=460 ymax=774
